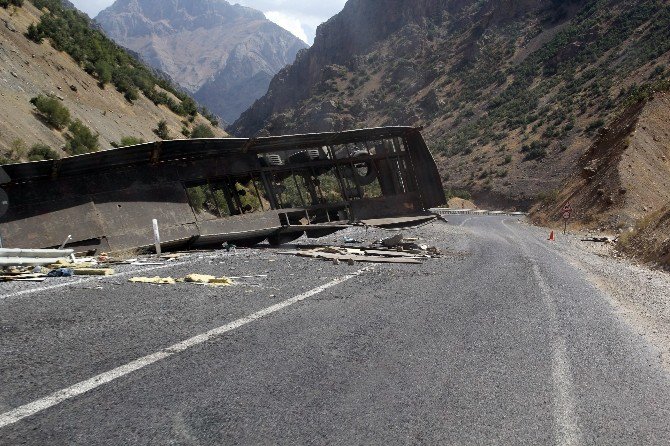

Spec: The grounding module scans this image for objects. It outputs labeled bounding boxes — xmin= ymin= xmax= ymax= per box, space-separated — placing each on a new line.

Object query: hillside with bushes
xmin=0 ymin=0 xmax=225 ymax=164
xmin=231 ymin=0 xmax=670 ymax=211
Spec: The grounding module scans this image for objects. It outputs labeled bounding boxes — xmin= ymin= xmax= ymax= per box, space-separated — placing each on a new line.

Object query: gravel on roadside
xmin=523 ymin=220 xmax=670 ymax=370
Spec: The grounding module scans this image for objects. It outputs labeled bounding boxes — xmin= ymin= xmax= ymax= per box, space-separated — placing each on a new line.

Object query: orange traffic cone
xmin=548 ymin=231 xmax=555 ymax=241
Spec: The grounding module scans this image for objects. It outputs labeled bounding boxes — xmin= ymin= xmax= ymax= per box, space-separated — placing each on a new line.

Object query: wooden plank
xmin=294 ymin=251 xmax=422 ymax=264
xmin=358 ymin=249 xmax=425 ymax=258
xmin=73 ymin=268 xmax=115 ymax=276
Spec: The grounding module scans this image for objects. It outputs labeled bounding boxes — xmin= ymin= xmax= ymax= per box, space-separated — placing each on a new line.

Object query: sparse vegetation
xmin=28 ymin=143 xmax=60 ymax=161
xmin=190 ymin=123 xmax=215 ymax=139
xmin=154 ymin=120 xmax=170 ymax=140
xmin=26 ymin=0 xmax=200 ymax=115
xmin=521 ymin=141 xmax=548 ymax=161
xmin=0 ymin=0 xmax=23 ymax=8
xmin=64 ymin=120 xmax=99 ymax=155
xmin=111 ymin=136 xmax=145 ymax=148
xmin=30 ymin=94 xmax=70 ymax=130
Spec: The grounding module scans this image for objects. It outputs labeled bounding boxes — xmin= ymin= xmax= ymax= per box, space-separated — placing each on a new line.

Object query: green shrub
xmin=94 ymin=60 xmax=113 ymax=86
xmin=28 ymin=143 xmax=60 ymax=161
xmin=30 ymin=95 xmax=70 ymax=130
xmin=585 ymin=119 xmax=605 ymax=132
xmin=26 ymin=0 xmax=201 ymax=115
xmin=111 ymin=136 xmax=145 ymax=148
xmin=0 ymin=0 xmax=23 ymax=8
xmin=154 ymin=120 xmax=170 ymax=140
xmin=521 ymin=140 xmax=548 ymax=161
xmin=65 ymin=120 xmax=99 ymax=155
xmin=190 ymin=123 xmax=215 ymax=139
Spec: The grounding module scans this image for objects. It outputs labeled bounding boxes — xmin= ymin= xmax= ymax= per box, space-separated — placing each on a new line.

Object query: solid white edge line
xmin=0 ymin=267 xmax=370 ymax=428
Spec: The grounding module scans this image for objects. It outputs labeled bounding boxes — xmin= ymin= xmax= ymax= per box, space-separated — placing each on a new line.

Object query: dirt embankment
xmin=0 ymin=3 xmax=226 ymax=157
xmin=533 ymin=92 xmax=670 ymax=268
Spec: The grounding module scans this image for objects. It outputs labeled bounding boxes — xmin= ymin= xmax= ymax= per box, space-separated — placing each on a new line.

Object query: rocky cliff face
xmin=96 ymin=0 xmax=307 ymax=124
xmin=230 ymin=0 xmax=670 ymax=212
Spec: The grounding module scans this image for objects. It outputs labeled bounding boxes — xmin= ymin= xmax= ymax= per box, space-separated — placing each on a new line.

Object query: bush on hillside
xmin=154 ymin=120 xmax=170 ymax=140
xmin=28 ymin=143 xmax=61 ymax=161
xmin=27 ymin=0 xmax=199 ymax=112
xmin=111 ymin=136 xmax=145 ymax=148
xmin=64 ymin=120 xmax=99 ymax=155
xmin=0 ymin=0 xmax=23 ymax=8
xmin=190 ymin=124 xmax=215 ymax=139
xmin=30 ymin=95 xmax=70 ymax=130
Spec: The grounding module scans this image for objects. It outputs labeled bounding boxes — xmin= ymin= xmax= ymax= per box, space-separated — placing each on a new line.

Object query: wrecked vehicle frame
xmin=0 ymin=127 xmax=445 ymax=253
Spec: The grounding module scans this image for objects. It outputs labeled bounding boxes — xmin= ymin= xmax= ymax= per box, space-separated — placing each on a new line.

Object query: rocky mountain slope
xmin=96 ymin=0 xmax=307 ymax=124
xmin=533 ymin=90 xmax=670 ymax=268
xmin=0 ymin=0 xmax=225 ymax=161
xmin=231 ymin=0 xmax=670 ymax=211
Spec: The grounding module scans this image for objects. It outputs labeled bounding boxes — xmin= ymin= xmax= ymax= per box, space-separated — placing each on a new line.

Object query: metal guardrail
xmin=430 ymin=208 xmax=528 ymax=217
xmin=0 ymin=248 xmax=74 ymax=266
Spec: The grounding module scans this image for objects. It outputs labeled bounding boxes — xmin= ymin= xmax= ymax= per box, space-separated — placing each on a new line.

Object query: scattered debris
xmin=184 ymin=274 xmax=217 ymax=284
xmin=582 ymin=236 xmax=616 ymax=243
xmin=46 ymin=268 xmax=74 ymax=278
xmin=382 ymin=234 xmax=405 ymax=248
xmin=129 ymin=274 xmax=234 ymax=287
xmin=73 ymin=268 xmax=115 ymax=276
xmin=279 ymin=236 xmax=441 ymax=265
xmin=129 ymin=277 xmax=177 ymax=285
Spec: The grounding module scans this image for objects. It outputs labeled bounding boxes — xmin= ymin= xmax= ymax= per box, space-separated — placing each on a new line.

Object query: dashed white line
xmin=0 ymin=267 xmax=371 ymax=428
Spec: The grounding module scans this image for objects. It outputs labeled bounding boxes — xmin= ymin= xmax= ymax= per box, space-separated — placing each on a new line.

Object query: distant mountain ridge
xmin=96 ymin=0 xmax=307 ymax=124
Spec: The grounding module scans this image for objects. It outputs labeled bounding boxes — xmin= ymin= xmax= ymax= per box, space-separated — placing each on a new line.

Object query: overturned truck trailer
xmin=0 ymin=127 xmax=445 ymax=252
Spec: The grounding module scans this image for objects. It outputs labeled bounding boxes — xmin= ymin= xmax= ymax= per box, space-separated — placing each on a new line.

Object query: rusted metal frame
xmin=259 ymin=171 xmax=279 ymax=210
xmin=290 ymin=169 xmax=307 ymax=208
xmin=270 ymin=171 xmax=286 ymax=209
xmin=2 ymin=128 xmax=422 ymax=185
xmin=390 ymin=153 xmax=408 ymax=194
xmin=251 ymin=178 xmax=266 ymax=212
xmin=326 ymin=146 xmax=352 ymax=204
xmin=347 ymin=159 xmax=365 ymax=201
xmin=218 ymin=178 xmax=240 ymax=216
xmin=150 ymin=141 xmax=162 ymax=165
xmin=397 ymin=137 xmax=426 ymax=209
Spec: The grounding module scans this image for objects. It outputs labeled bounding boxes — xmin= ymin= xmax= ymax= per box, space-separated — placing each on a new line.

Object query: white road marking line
xmin=0 ymin=257 xmax=218 ymax=302
xmin=531 ymin=262 xmax=583 ymax=446
xmin=0 ymin=267 xmax=371 ymax=429
xmin=458 ymin=217 xmax=474 ymax=227
xmin=502 ymin=219 xmax=583 ymax=446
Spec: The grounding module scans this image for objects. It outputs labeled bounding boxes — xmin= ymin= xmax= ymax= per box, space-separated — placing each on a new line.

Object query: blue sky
xmin=69 ymin=0 xmax=348 ymax=44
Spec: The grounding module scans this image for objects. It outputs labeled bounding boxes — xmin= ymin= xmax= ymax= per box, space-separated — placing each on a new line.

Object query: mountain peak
xmin=97 ymin=0 xmax=307 ymax=123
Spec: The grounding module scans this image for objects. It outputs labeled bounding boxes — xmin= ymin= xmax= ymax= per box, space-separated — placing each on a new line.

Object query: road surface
xmin=1 ymin=216 xmax=669 ymax=445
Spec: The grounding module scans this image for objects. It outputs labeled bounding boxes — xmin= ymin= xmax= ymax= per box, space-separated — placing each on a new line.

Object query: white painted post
xmin=152 ymin=219 xmax=162 ymax=256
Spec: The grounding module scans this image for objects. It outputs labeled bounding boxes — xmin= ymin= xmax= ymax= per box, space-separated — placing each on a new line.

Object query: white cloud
xmin=236 ymin=0 xmax=347 ymax=44
xmin=69 ymin=0 xmax=112 ymax=17
xmin=265 ymin=10 xmax=309 ymax=44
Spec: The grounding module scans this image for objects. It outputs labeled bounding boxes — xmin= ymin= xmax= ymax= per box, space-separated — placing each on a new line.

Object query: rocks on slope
xmin=532 ymin=91 xmax=670 ymax=269
xmin=96 ymin=0 xmax=307 ymax=124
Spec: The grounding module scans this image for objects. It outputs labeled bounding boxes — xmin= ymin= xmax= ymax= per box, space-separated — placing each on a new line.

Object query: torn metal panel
xmin=0 ymin=127 xmax=446 ymax=252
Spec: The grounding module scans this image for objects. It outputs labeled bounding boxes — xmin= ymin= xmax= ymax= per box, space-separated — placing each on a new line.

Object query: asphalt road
xmin=1 ymin=216 xmax=670 ymax=445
